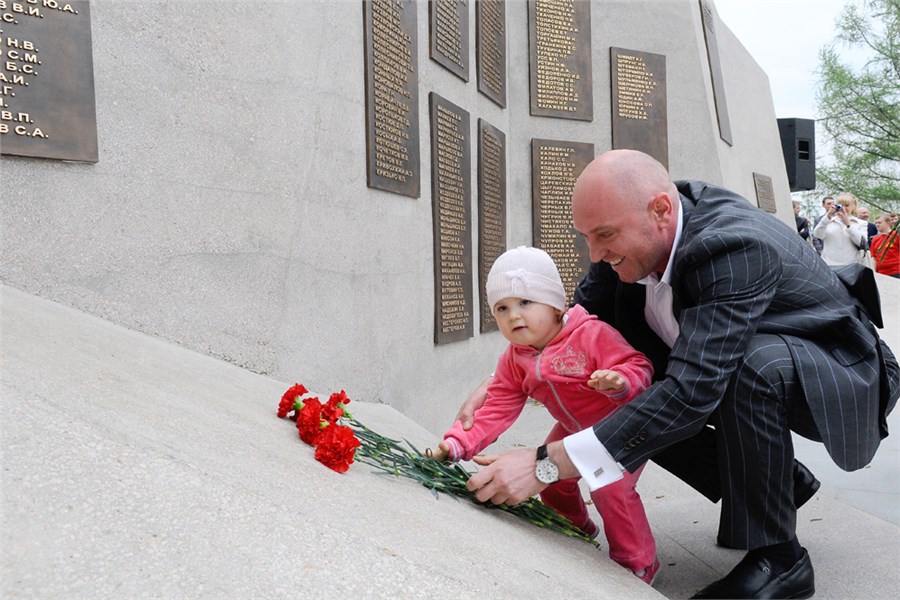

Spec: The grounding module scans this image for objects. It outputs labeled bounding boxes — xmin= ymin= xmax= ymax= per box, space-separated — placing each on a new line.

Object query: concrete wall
xmin=709 ymin=4 xmax=793 ymax=206
xmin=1 ymin=0 xmax=793 ymax=434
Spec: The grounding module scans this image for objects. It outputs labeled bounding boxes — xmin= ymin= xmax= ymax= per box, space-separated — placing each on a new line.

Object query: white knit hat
xmin=486 ymin=246 xmax=566 ymax=311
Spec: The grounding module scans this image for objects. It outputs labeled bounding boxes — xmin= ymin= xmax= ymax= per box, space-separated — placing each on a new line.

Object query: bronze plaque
xmin=476 ymin=0 xmax=506 ymax=108
xmin=0 ymin=0 xmax=98 ymax=162
xmin=430 ymin=0 xmax=469 ymax=81
xmin=364 ymin=0 xmax=421 ymax=197
xmin=610 ymin=47 xmax=668 ymax=169
xmin=527 ymin=0 xmax=592 ymax=121
xmin=477 ymin=119 xmax=506 ymax=333
xmin=531 ymin=139 xmax=594 ymax=305
xmin=699 ymin=0 xmax=733 ymax=146
xmin=753 ymin=172 xmax=777 ymax=214
xmin=430 ymin=93 xmax=473 ymax=344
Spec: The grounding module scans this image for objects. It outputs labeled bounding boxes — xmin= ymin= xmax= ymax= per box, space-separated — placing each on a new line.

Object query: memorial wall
xmin=1 ymin=1 xmax=793 ymax=433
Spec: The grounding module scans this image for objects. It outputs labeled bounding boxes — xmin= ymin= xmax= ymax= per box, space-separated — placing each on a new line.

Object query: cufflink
xmin=593 ymin=467 xmax=605 ymax=478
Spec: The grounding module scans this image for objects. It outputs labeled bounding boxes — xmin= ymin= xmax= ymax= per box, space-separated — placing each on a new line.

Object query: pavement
xmin=495 ymin=403 xmax=900 ymax=600
xmin=2 ymin=278 xmax=899 ymax=599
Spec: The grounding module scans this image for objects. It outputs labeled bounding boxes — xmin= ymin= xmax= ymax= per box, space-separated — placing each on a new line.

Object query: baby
xmin=431 ymin=246 xmax=660 ymax=584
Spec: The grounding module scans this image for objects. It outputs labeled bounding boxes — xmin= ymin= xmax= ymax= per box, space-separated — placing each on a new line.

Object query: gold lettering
xmin=369 ymin=0 xmax=416 ymax=185
xmin=434 ymin=99 xmax=472 ymax=336
xmin=532 ymin=0 xmax=583 ymax=111
xmin=615 ymin=54 xmax=657 ymax=120
xmin=434 ymin=0 xmax=467 ymax=69
xmin=478 ymin=0 xmax=504 ymax=96
xmin=535 ymin=144 xmax=587 ymax=301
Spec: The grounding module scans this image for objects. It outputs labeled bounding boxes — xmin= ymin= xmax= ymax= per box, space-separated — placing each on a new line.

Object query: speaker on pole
xmin=777 ymin=118 xmax=816 ymax=191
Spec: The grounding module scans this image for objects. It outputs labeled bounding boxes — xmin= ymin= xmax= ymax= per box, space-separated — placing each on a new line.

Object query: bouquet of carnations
xmin=276 ymin=383 xmax=598 ymax=546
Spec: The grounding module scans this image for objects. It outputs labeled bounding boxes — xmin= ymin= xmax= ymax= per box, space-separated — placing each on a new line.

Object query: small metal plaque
xmin=531 ymin=139 xmax=594 ymax=304
xmin=527 ymin=0 xmax=592 ymax=121
xmin=476 ymin=0 xmax=506 ymax=108
xmin=610 ymin=47 xmax=668 ymax=169
xmin=477 ymin=119 xmax=506 ymax=333
xmin=699 ymin=0 xmax=733 ymax=146
xmin=430 ymin=0 xmax=469 ymax=81
xmin=753 ymin=172 xmax=777 ymax=213
xmin=0 ymin=0 xmax=98 ymax=162
xmin=430 ymin=93 xmax=473 ymax=344
xmin=364 ymin=0 xmax=421 ymax=197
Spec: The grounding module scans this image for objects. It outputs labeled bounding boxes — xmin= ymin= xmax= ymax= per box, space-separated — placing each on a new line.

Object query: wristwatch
xmin=535 ymin=444 xmax=560 ymax=484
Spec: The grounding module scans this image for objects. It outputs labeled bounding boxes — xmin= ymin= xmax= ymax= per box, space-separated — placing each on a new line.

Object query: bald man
xmin=464 ymin=150 xmax=898 ymax=599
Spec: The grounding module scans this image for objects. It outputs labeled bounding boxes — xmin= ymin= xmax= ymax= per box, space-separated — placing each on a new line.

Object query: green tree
xmin=815 ymin=0 xmax=900 ymax=214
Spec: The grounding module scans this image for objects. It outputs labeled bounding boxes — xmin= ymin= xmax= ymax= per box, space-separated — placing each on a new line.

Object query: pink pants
xmin=539 ymin=423 xmax=656 ymax=572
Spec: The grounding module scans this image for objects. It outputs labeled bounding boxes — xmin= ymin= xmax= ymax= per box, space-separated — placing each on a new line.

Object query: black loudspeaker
xmin=777 ymin=118 xmax=816 ymax=191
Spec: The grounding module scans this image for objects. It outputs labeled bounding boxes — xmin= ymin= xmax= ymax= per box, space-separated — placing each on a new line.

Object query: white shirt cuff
xmin=563 ymin=428 xmax=625 ymax=491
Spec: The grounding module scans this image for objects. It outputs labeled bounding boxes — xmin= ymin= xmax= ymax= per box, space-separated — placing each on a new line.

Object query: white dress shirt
xmin=563 ymin=200 xmax=684 ymax=490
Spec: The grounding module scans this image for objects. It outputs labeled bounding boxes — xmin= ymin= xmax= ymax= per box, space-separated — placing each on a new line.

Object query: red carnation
xmin=296 ymin=397 xmax=324 ymax=445
xmin=321 ymin=390 xmax=350 ymax=424
xmin=314 ymin=424 xmax=361 ymax=473
xmin=278 ymin=383 xmax=309 ymax=418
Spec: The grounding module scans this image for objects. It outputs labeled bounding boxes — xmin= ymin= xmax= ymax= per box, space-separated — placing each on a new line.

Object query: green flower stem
xmin=343 ymin=415 xmax=598 ymax=547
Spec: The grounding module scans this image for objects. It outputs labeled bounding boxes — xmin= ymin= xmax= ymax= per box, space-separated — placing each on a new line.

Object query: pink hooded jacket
xmin=443 ymin=304 xmax=654 ymax=461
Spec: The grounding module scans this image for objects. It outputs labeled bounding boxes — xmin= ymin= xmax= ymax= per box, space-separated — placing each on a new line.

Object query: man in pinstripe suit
xmin=466 ymin=150 xmax=899 ymax=598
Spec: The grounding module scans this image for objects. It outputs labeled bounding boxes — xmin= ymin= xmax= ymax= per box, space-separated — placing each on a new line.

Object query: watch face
xmin=535 ymin=458 xmax=559 ymax=484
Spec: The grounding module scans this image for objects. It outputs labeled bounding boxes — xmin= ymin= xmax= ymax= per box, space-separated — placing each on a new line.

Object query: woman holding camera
xmin=812 ymin=191 xmax=869 ymax=266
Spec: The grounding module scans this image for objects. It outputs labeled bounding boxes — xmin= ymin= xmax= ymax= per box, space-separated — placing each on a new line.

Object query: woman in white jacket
xmin=813 ymin=192 xmax=868 ymax=265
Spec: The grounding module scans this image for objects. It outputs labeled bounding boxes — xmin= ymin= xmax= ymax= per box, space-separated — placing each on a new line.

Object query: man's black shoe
xmin=793 ymin=462 xmax=821 ymax=508
xmin=691 ymin=548 xmax=815 ymax=599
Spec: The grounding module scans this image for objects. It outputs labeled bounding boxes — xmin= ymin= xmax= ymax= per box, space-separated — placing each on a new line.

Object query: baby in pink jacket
xmin=431 ymin=246 xmax=659 ymax=584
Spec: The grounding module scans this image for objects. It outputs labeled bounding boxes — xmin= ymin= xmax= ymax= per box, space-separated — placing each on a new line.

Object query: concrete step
xmin=488 ymin=394 xmax=900 ymax=600
xmin=1 ymin=285 xmax=660 ymax=599
xmin=3 ymin=282 xmax=898 ymax=599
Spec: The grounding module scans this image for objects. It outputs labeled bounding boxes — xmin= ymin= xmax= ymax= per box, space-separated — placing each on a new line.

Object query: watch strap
xmin=536 ymin=444 xmax=549 ymax=461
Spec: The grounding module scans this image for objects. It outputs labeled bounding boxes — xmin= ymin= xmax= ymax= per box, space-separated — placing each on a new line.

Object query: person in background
xmin=793 ymin=200 xmax=809 ymax=241
xmin=811 ymin=195 xmax=834 ymax=254
xmin=812 ymin=192 xmax=868 ymax=266
xmin=870 ymin=213 xmax=899 ymax=278
xmin=857 ymin=206 xmax=878 ymax=247
xmin=430 ymin=246 xmax=661 ymax=585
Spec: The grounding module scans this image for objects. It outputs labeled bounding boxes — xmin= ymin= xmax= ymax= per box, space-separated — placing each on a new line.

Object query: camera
xmin=834 ymin=204 xmax=843 ymax=211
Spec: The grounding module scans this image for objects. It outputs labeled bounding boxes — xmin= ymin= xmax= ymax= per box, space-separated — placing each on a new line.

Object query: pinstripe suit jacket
xmin=576 ymin=180 xmax=897 ymax=473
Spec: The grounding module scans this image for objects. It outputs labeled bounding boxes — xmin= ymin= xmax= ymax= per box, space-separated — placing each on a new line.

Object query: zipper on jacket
xmin=534 ymin=350 xmax=581 ymax=432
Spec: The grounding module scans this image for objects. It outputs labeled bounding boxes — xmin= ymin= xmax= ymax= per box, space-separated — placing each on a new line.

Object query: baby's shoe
xmin=634 ymin=556 xmax=661 ymax=585
xmin=582 ymin=520 xmax=601 ymax=541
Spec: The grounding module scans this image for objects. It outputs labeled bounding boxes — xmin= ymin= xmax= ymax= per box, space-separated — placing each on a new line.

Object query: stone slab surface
xmin=3 ymin=273 xmax=898 ymax=599
xmin=492 ymin=404 xmax=900 ymax=600
xmin=0 ymin=284 xmax=660 ymax=599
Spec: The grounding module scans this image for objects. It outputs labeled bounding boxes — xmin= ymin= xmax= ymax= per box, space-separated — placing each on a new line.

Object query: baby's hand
xmin=588 ymin=370 xmax=626 ymax=392
xmin=425 ymin=442 xmax=450 ymax=462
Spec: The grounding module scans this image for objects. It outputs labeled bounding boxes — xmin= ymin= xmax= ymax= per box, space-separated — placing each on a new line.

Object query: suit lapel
xmin=671 ymin=194 xmax=698 ymax=320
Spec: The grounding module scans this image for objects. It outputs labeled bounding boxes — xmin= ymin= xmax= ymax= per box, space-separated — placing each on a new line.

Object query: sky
xmin=713 ymin=0 xmax=852 ymax=120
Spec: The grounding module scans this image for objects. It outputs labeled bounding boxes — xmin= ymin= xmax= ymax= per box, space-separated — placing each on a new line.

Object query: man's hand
xmin=588 ymin=369 xmax=626 ymax=392
xmin=466 ymin=442 xmax=579 ymax=505
xmin=455 ymin=375 xmax=492 ymax=430
xmin=466 ymin=449 xmax=546 ymax=505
